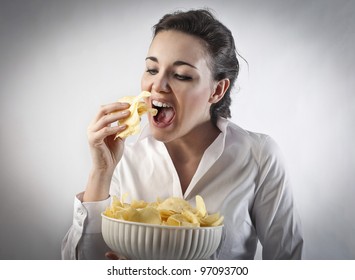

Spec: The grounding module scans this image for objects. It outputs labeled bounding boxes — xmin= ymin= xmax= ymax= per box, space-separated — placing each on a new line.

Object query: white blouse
xmin=62 ymin=117 xmax=303 ymax=259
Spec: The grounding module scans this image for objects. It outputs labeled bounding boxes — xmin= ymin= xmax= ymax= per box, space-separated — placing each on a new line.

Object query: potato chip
xmin=122 ymin=207 xmax=139 ymax=222
xmin=211 ymin=215 xmax=224 ymax=227
xmin=182 ymin=210 xmax=200 ymax=224
xmin=159 ymin=209 xmax=175 ymax=221
xmin=166 ymin=214 xmax=189 ymax=226
xmin=195 ymin=195 xmax=207 ymax=217
xmin=135 ymin=207 xmax=161 ymax=225
xmin=131 ymin=199 xmax=148 ymax=209
xmin=168 ymin=213 xmax=200 ymax=227
xmin=164 ymin=217 xmax=181 ymax=227
xmin=115 ymin=91 xmax=158 ymax=139
xmin=200 ymin=213 xmax=224 ymax=227
xmin=103 ymin=195 xmax=224 ymax=227
xmin=156 ymin=197 xmax=193 ymax=213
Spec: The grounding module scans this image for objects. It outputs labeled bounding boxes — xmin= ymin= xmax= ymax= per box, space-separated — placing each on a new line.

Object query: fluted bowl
xmin=101 ymin=213 xmax=223 ymax=260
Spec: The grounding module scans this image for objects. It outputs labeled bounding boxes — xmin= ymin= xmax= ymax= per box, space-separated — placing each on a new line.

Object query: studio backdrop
xmin=0 ymin=0 xmax=354 ymax=259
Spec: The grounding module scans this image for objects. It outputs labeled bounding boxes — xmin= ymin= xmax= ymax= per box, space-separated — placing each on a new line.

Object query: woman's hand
xmin=88 ymin=102 xmax=130 ymax=171
xmin=105 ymin=251 xmax=127 ymax=260
xmin=83 ymin=102 xmax=130 ymax=202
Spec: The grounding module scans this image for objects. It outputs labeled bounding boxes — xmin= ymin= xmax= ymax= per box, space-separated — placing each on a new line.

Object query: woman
xmin=62 ymin=9 xmax=303 ymax=260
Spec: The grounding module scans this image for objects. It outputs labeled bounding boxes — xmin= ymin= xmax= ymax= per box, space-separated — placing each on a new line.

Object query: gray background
xmin=0 ymin=0 xmax=354 ymax=259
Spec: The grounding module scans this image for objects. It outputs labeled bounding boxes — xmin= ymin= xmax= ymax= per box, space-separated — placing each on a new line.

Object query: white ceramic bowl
xmin=101 ymin=213 xmax=224 ymax=260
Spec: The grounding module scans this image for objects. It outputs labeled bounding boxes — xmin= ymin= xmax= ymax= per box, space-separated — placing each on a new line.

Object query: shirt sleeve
xmin=251 ymin=136 xmax=304 ymax=259
xmin=61 ymin=192 xmax=111 ymax=259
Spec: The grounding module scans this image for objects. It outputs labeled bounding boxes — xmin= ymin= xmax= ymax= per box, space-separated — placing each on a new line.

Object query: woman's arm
xmin=252 ymin=136 xmax=304 ymax=259
xmin=61 ymin=102 xmax=130 ymax=259
xmin=61 ymin=193 xmax=111 ymax=259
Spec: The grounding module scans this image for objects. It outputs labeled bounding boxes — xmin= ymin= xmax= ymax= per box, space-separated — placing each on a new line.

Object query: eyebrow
xmin=145 ymin=56 xmax=197 ymax=69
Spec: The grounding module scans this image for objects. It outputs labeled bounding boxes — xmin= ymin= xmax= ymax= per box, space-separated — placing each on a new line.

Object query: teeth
xmin=152 ymin=100 xmax=171 ymax=108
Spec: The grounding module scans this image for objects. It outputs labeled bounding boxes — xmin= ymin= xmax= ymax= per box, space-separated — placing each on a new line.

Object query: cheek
xmin=180 ymin=88 xmax=211 ymax=113
xmin=141 ymin=73 xmax=151 ymax=90
xmin=188 ymin=85 xmax=213 ymax=104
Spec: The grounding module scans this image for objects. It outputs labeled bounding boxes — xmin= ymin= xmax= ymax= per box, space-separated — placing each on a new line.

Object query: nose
xmin=152 ymin=72 xmax=171 ymax=94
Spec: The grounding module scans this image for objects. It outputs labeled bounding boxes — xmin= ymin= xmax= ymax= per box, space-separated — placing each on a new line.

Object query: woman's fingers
xmin=86 ymin=101 xmax=131 ymax=170
xmin=91 ymin=102 xmax=130 ymax=126
xmin=89 ymin=102 xmax=130 ymax=131
xmin=87 ymin=102 xmax=131 ymax=146
xmin=88 ymin=124 xmax=127 ymax=146
xmin=105 ymin=251 xmax=127 ymax=260
xmin=90 ymin=110 xmax=130 ymax=133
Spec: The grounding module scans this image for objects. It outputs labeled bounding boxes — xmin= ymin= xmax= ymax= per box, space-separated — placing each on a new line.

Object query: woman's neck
xmin=165 ymin=121 xmax=220 ymax=164
xmin=164 ymin=120 xmax=220 ymax=193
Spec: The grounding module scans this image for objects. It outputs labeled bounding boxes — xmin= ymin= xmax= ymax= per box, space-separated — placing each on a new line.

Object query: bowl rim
xmin=101 ymin=212 xmax=224 ymax=230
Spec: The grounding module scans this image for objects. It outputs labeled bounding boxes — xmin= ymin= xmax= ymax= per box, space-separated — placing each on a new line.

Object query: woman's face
xmin=141 ymin=30 xmax=216 ymax=143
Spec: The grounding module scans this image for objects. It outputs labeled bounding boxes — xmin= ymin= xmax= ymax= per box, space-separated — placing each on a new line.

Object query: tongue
xmin=156 ymin=107 xmax=175 ymax=124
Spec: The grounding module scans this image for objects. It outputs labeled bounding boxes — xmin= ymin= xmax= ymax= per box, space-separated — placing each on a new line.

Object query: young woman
xmin=62 ymin=9 xmax=303 ymax=260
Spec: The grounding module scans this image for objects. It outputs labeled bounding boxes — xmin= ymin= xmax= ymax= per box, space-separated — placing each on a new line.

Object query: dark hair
xmin=153 ymin=9 xmax=239 ymax=124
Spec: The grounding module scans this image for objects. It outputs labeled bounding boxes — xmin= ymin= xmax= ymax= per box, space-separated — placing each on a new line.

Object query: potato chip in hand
xmin=115 ymin=91 xmax=157 ymax=139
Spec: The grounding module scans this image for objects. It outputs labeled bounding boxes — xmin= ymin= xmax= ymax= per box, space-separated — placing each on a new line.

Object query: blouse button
xmin=77 ymin=208 xmax=84 ymax=216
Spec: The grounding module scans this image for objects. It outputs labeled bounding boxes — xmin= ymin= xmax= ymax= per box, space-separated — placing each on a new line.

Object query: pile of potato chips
xmin=103 ymin=195 xmax=224 ymax=227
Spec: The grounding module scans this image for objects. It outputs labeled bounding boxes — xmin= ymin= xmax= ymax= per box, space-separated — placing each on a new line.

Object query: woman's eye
xmin=175 ymin=74 xmax=192 ymax=81
xmin=146 ymin=69 xmax=158 ymax=75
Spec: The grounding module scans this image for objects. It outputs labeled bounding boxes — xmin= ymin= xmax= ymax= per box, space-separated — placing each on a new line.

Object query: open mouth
xmin=151 ymin=100 xmax=176 ymax=127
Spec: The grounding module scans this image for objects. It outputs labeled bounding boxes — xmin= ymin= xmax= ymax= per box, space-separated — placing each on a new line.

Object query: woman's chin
xmin=148 ymin=122 xmax=176 ymax=143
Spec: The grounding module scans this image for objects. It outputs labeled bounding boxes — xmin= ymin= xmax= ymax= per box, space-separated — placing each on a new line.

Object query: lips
xmin=151 ymin=99 xmax=176 ymax=127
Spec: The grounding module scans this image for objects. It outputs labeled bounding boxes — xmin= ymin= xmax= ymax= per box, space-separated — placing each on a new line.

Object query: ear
xmin=209 ymin=78 xmax=230 ymax=104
